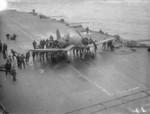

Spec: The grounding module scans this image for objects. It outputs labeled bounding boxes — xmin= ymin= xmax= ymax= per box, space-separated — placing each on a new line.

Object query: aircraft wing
xmin=96 ymin=37 xmax=115 ymax=45
xmin=88 ymin=37 xmax=115 ymax=47
xmin=63 ymin=44 xmax=74 ymax=51
xmin=30 ymin=45 xmax=74 ymax=53
xmin=30 ymin=48 xmax=63 ymax=52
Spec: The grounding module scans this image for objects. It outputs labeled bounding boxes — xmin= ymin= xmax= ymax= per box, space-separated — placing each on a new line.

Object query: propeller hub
xmin=82 ymin=38 xmax=89 ymax=46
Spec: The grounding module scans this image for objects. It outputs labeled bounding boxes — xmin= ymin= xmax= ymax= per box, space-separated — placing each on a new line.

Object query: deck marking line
xmin=69 ymin=65 xmax=113 ymax=96
xmin=128 ymin=87 xmax=140 ymax=91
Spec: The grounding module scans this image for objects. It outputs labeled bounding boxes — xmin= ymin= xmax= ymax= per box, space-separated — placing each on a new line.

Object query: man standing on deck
xmin=102 ymin=42 xmax=107 ymax=50
xmin=6 ymin=34 xmax=10 ymax=40
xmin=11 ymin=49 xmax=16 ymax=61
xmin=107 ymin=40 xmax=112 ymax=51
xmin=93 ymin=41 xmax=97 ymax=53
xmin=7 ymin=55 xmax=12 ymax=63
xmin=3 ymin=43 xmax=7 ymax=52
xmin=32 ymin=52 xmax=35 ymax=61
xmin=2 ymin=43 xmax=7 ymax=59
xmin=107 ymin=40 xmax=114 ymax=51
xmin=11 ymin=65 xmax=17 ymax=81
xmin=32 ymin=40 xmax=37 ymax=49
xmin=0 ymin=41 xmax=2 ymax=52
xmin=102 ymin=38 xmax=107 ymax=50
xmin=20 ymin=54 xmax=26 ymax=69
xmin=12 ymin=34 xmax=17 ymax=40
xmin=86 ymin=27 xmax=89 ymax=35
xmin=25 ymin=51 xmax=30 ymax=64
xmin=16 ymin=54 xmax=21 ymax=68
xmin=5 ymin=60 xmax=11 ymax=76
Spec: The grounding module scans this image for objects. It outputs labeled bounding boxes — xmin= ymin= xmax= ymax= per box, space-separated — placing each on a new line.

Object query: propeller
xmin=76 ymin=30 xmax=89 ymax=46
xmin=76 ymin=30 xmax=84 ymax=39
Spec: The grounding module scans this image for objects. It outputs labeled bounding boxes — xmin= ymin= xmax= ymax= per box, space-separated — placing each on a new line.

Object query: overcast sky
xmin=6 ymin=0 xmax=149 ymax=3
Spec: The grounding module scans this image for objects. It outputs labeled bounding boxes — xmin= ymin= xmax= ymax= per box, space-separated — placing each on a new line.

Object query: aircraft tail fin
xmin=56 ymin=29 xmax=61 ymax=40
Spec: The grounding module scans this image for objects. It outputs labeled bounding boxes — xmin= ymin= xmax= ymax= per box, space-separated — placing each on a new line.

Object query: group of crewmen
xmin=0 ymin=40 xmax=17 ymax=81
xmin=31 ymin=35 xmax=98 ymax=62
xmin=0 ymin=33 xmax=31 ymax=81
xmin=32 ymin=35 xmax=65 ymax=49
xmin=6 ymin=33 xmax=17 ymax=40
xmin=102 ymin=39 xmax=114 ymax=51
xmin=72 ymin=38 xmax=97 ymax=58
xmin=11 ymin=49 xmax=30 ymax=69
xmin=32 ymin=35 xmax=70 ymax=62
xmin=4 ymin=49 xmax=30 ymax=81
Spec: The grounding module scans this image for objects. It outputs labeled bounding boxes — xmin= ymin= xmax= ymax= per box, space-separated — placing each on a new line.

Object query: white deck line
xmin=69 ymin=65 xmax=113 ymax=96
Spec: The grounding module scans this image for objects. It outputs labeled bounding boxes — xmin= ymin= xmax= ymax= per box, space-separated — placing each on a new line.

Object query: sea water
xmin=7 ymin=0 xmax=150 ymax=40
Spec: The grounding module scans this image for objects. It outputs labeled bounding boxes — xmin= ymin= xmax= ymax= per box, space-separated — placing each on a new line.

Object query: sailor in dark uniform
xmin=5 ymin=60 xmax=11 ymax=76
xmin=6 ymin=34 xmax=10 ymax=40
xmin=32 ymin=52 xmax=35 ymax=61
xmin=86 ymin=27 xmax=89 ymax=35
xmin=32 ymin=40 xmax=37 ymax=49
xmin=11 ymin=49 xmax=16 ymax=61
xmin=102 ymin=40 xmax=107 ymax=50
xmin=0 ymin=40 xmax=2 ymax=52
xmin=2 ymin=44 xmax=7 ymax=59
xmin=11 ymin=65 xmax=17 ymax=81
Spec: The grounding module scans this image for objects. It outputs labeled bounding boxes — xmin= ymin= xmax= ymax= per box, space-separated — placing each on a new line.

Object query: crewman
xmin=93 ymin=41 xmax=97 ymax=53
xmin=20 ymin=54 xmax=26 ymax=69
xmin=107 ymin=40 xmax=114 ymax=51
xmin=73 ymin=48 xmax=76 ymax=57
xmin=148 ymin=47 xmax=150 ymax=52
xmin=7 ymin=55 xmax=12 ymax=63
xmin=2 ymin=44 xmax=7 ymax=59
xmin=11 ymin=65 xmax=17 ymax=81
xmin=25 ymin=51 xmax=30 ymax=64
xmin=102 ymin=42 xmax=107 ymax=50
xmin=46 ymin=52 xmax=48 ymax=60
xmin=65 ymin=52 xmax=70 ymax=63
xmin=32 ymin=52 xmax=35 ymax=61
xmin=99 ymin=29 xmax=104 ymax=34
xmin=76 ymin=48 xmax=79 ymax=57
xmin=107 ymin=40 xmax=112 ymax=51
xmin=16 ymin=54 xmax=21 ymax=68
xmin=3 ymin=43 xmax=7 ymax=52
xmin=86 ymin=27 xmax=89 ymax=35
xmin=102 ymin=38 xmax=107 ymax=50
xmin=6 ymin=34 xmax=10 ymax=40
xmin=39 ymin=52 xmax=43 ymax=61
xmin=0 ymin=40 xmax=2 ymax=52
xmin=5 ymin=60 xmax=11 ymax=76
xmin=11 ymin=49 xmax=16 ymax=61
xmin=111 ymin=40 xmax=114 ymax=51
xmin=32 ymin=40 xmax=37 ymax=49
xmin=12 ymin=34 xmax=17 ymax=40
xmin=79 ymin=48 xmax=83 ymax=57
